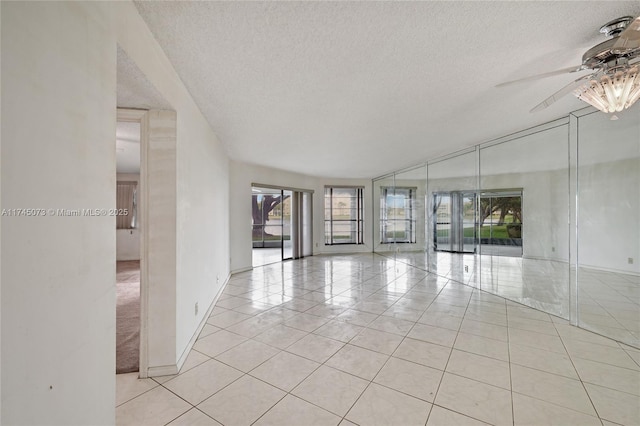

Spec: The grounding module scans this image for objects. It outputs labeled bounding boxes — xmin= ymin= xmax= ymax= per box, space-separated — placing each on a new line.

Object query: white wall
xmin=116 ymin=229 xmax=140 ymax=260
xmin=1 ymin=1 xmax=4 ymax=416
xmin=174 ymin=106 xmax=230 ymax=362
xmin=116 ymin=173 xmax=140 ymax=261
xmin=1 ymin=2 xmax=117 ymax=424
xmin=115 ymin=2 xmax=231 ymax=371
xmin=1 ymin=1 xmax=232 ymax=423
xmin=230 ymin=161 xmax=372 ymax=273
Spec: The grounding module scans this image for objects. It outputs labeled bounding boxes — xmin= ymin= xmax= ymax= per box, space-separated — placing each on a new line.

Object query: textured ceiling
xmin=117 ymin=46 xmax=172 ymax=110
xmin=133 ymin=1 xmax=640 ymax=178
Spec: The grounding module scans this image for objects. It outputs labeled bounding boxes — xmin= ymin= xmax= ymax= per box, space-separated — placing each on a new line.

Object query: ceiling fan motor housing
xmin=599 ymin=16 xmax=634 ymax=37
xmin=583 ymin=17 xmax=639 ymax=69
xmin=508 ymin=15 xmax=640 ymax=113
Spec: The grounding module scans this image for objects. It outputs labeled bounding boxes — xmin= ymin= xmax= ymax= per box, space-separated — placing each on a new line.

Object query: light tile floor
xmin=397 ymin=251 xmax=640 ymax=348
xmin=117 ymin=254 xmax=640 ymax=426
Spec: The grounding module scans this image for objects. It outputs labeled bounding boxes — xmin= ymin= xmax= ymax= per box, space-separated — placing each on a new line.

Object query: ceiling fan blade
xmin=530 ymin=74 xmax=593 ymax=113
xmin=612 ymin=16 xmax=640 ymax=52
xmin=496 ymin=65 xmax=586 ymax=88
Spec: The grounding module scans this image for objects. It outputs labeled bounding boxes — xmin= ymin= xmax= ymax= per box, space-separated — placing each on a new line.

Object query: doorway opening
xmin=252 ymin=185 xmax=313 ymax=267
xmin=433 ymin=191 xmax=477 ymax=253
xmin=116 ymin=115 xmax=143 ymax=374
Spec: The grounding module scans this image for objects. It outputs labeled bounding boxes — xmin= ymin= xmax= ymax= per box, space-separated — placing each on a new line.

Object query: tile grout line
xmin=554 ymin=324 xmax=603 ymax=423
xmin=249 ymin=264 xmax=404 ymax=425
xmin=120 ymin=254 xmax=636 ymax=426
xmin=550 ymin=315 xmax=603 ymax=424
xmin=329 ymin=265 xmax=432 ymax=424
xmin=295 ymin=265 xmax=441 ymax=423
xmin=159 ymin=271 xmax=325 ymax=425
xmin=422 ymin=279 xmax=473 ymax=425
xmin=203 ymin=263 xmax=404 ymax=424
xmin=506 ymin=296 xmax=516 ymax=426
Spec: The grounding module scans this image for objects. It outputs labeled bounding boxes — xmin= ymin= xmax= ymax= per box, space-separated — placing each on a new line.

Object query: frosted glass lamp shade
xmin=574 ymin=66 xmax=640 ymax=113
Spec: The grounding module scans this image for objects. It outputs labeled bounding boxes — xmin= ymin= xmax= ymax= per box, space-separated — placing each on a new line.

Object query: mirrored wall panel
xmin=372 ymin=174 xmax=396 ymax=255
xmin=372 ymin=107 xmax=639 ymax=348
xmin=394 ymin=166 xmax=427 ymax=267
xmin=577 ymin=106 xmax=640 ymax=347
xmin=480 ymin=124 xmax=570 ymax=318
xmin=426 ymin=150 xmax=478 ymax=288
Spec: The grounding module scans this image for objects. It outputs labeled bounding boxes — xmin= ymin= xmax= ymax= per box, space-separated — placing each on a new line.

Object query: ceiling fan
xmin=498 ymin=15 xmax=640 ymax=113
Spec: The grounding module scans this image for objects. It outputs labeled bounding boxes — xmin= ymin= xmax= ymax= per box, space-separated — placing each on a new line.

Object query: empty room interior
xmin=2 ymin=1 xmax=640 ymax=425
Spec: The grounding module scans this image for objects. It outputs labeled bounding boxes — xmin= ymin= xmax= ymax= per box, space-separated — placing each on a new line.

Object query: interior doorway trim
xmin=117 ymin=108 xmax=149 ymax=378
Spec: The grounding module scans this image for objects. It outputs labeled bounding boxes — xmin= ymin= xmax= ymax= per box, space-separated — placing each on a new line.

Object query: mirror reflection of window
xmin=380 ymin=187 xmax=416 ymax=244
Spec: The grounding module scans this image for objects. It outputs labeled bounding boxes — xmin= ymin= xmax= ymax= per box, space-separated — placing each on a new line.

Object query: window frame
xmin=380 ymin=186 xmax=417 ymax=244
xmin=324 ymin=186 xmax=364 ymax=245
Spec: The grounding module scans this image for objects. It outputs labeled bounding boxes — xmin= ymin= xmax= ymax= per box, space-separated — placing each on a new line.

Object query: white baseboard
xmin=231 ymin=266 xmax=253 ymax=275
xmin=578 ymin=264 xmax=640 ymax=277
xmin=521 ymin=255 xmax=569 ymax=263
xmin=147 ymin=364 xmax=179 ymax=377
xmin=313 ymin=249 xmax=373 ymax=256
xmin=173 ymin=273 xmax=231 ymax=374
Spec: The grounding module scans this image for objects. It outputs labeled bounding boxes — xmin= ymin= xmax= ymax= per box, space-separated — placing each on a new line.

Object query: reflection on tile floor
xmin=578 ymin=267 xmax=640 ymax=348
xmin=252 ymin=248 xmax=282 ymax=268
xmin=393 ymin=251 xmax=570 ymax=319
xmin=391 ymin=251 xmax=639 ymax=348
xmin=117 ymin=253 xmax=640 ymax=426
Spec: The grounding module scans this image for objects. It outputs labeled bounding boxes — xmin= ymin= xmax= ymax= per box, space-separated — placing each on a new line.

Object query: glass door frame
xmin=252 ymin=184 xmax=314 ymax=265
xmin=433 ymin=191 xmax=477 ymax=253
xmin=282 ymin=189 xmax=293 ymax=261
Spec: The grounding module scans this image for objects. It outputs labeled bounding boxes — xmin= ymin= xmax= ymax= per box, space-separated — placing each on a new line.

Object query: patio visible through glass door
xmin=252 ymin=186 xmax=311 ymax=267
xmin=434 ymin=191 xmax=476 ymax=253
xmin=252 ymin=187 xmax=286 ymax=267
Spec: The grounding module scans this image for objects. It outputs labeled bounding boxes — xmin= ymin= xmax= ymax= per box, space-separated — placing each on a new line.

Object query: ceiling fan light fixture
xmin=574 ymin=65 xmax=640 ymax=113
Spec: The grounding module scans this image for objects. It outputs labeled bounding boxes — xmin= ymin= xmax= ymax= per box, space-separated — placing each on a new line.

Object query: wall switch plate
xmin=465 ymin=265 xmax=469 ymax=272
xmin=195 ymin=302 xmax=199 ymax=316
xmin=629 ymin=258 xmax=634 ymax=264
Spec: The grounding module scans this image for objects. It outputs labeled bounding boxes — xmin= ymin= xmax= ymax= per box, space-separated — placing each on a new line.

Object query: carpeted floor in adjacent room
xmin=116 ymin=260 xmax=140 ymax=374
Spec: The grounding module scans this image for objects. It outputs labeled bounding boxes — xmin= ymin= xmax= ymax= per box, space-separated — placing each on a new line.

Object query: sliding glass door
xmin=433 ymin=191 xmax=476 ymax=253
xmin=433 ymin=190 xmax=523 ymax=256
xmin=252 ymin=185 xmax=312 ymax=267
xmin=478 ymin=191 xmax=523 ymax=256
xmin=282 ymin=190 xmax=293 ymax=260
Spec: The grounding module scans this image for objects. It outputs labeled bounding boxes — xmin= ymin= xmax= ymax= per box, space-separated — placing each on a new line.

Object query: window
xmin=116 ymin=181 xmax=137 ymax=229
xmin=324 ymin=187 xmax=364 ymax=245
xmin=381 ymin=187 xmax=416 ymax=243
